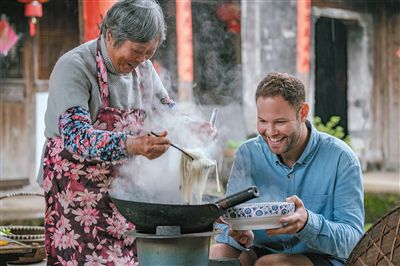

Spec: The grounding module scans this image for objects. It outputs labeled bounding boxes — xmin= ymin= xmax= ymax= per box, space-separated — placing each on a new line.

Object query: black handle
xmin=150 ymin=131 xmax=194 ymax=160
xmin=215 ymin=186 xmax=259 ymax=209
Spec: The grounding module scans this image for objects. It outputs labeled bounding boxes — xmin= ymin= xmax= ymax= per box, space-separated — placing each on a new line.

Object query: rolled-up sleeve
xmin=214 ymin=223 xmax=249 ymax=252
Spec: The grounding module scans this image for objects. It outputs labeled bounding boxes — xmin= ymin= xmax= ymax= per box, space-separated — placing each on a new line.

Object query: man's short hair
xmin=255 ymin=72 xmax=305 ymax=110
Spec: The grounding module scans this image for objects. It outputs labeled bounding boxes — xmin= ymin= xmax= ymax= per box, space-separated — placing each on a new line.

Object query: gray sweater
xmin=37 ymin=36 xmax=170 ymax=185
xmin=44 ymin=35 xmax=169 ymax=138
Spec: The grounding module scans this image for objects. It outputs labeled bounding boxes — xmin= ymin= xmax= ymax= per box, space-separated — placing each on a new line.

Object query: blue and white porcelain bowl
xmin=222 ymin=202 xmax=295 ymax=230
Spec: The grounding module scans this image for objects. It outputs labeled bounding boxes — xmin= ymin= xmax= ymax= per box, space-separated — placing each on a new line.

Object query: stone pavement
xmin=0 ymin=171 xmax=399 ymax=224
xmin=363 ymin=171 xmax=400 ymax=194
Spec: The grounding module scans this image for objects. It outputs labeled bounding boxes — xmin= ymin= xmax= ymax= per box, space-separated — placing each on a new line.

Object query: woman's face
xmin=105 ymin=31 xmax=159 ymax=74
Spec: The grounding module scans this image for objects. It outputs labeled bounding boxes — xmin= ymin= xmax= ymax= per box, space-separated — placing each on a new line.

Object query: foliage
xmin=364 ymin=192 xmax=400 ymax=226
xmin=313 ymin=116 xmax=350 ymax=145
xmin=226 ymin=134 xmax=257 ymax=150
xmin=0 ymin=227 xmax=12 ymax=236
xmin=226 ymin=139 xmax=244 ymax=150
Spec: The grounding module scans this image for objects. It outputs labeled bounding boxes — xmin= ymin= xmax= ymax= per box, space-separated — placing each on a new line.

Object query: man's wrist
xmin=296 ymin=209 xmax=309 ymax=233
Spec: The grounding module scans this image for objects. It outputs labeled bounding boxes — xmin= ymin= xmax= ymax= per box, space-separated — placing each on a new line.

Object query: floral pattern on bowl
xmin=223 ymin=202 xmax=295 ymax=219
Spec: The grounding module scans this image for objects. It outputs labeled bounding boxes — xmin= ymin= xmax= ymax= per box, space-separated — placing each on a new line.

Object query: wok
xmin=111 ymin=186 xmax=259 ymax=234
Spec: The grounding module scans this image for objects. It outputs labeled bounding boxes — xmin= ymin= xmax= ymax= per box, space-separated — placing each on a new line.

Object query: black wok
xmin=111 ymin=186 xmax=259 ymax=234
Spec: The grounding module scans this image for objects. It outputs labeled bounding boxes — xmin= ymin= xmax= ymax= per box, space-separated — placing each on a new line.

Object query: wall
xmin=0 ymin=0 xmax=80 ymax=189
xmin=312 ymin=1 xmax=400 ymax=171
xmin=241 ymin=0 xmax=297 ymax=134
xmin=371 ymin=4 xmax=400 ymax=171
xmin=310 ymin=7 xmax=374 ymax=170
xmin=0 ymin=39 xmax=36 ymax=188
xmin=0 ymin=0 xmax=35 ymax=188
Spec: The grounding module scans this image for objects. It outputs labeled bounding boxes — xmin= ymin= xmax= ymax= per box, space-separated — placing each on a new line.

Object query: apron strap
xmin=96 ymin=38 xmax=110 ymax=108
xmin=134 ymin=68 xmax=144 ymax=109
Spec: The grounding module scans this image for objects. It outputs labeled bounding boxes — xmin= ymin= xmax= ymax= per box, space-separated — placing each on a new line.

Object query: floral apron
xmin=43 ymin=39 xmax=144 ymax=265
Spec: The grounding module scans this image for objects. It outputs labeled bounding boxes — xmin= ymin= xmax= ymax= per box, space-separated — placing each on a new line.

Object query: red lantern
xmin=227 ymin=20 xmax=240 ymax=34
xmin=216 ymin=3 xmax=241 ymax=35
xmin=17 ymin=0 xmax=49 ymax=36
xmin=216 ymin=3 xmax=240 ymax=22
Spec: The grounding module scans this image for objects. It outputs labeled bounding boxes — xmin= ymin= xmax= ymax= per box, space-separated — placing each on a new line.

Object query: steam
xmin=227 ymin=146 xmax=285 ymax=203
xmin=259 ymin=184 xmax=285 ymax=203
xmin=110 ymin=2 xmax=245 ymax=204
xmin=110 ymin=102 xmax=219 ymax=204
xmin=112 ymin=148 xmax=182 ymax=204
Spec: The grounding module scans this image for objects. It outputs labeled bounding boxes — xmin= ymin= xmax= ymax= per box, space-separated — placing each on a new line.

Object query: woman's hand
xmin=125 ymin=131 xmax=170 ymax=159
xmin=267 ymin=195 xmax=308 ymax=236
xmin=196 ymin=121 xmax=218 ymax=141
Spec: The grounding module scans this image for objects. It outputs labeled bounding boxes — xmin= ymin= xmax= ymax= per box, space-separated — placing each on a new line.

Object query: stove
xmin=125 ymin=226 xmax=240 ymax=266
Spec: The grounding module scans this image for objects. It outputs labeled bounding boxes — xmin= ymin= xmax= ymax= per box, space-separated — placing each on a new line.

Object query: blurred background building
xmin=0 ymin=0 xmax=399 ymax=191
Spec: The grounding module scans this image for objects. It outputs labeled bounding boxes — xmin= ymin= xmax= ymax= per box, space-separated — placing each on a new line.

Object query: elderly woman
xmin=38 ymin=0 xmax=208 ymax=264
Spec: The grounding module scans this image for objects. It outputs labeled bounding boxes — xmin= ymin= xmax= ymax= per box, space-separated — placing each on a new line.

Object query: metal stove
xmin=125 ymin=226 xmax=239 ymax=266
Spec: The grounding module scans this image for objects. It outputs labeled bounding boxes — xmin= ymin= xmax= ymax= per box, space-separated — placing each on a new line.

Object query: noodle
xmin=179 ymin=149 xmax=217 ymax=204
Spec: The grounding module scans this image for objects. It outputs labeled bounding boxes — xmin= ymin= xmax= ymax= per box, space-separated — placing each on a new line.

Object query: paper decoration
xmin=0 ymin=19 xmax=19 ymax=56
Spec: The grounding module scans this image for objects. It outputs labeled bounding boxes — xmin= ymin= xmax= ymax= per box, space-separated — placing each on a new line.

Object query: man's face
xmin=256 ymin=95 xmax=307 ymax=156
xmin=106 ymin=32 xmax=159 ymax=74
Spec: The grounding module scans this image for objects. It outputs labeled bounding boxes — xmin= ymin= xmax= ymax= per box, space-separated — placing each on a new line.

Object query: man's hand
xmin=267 ymin=195 xmax=308 ymax=235
xmin=125 ymin=131 xmax=170 ymax=159
xmin=218 ymin=217 xmax=254 ymax=248
xmin=229 ymin=229 xmax=254 ymax=248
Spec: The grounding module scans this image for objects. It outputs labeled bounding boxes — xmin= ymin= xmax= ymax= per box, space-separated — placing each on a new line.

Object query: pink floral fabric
xmin=96 ymin=43 xmax=109 ymax=108
xmin=43 ymin=39 xmax=144 ymax=265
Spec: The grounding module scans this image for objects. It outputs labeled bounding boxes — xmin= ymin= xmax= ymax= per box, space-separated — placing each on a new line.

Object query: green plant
xmin=226 ymin=134 xmax=257 ymax=150
xmin=364 ymin=192 xmax=400 ymax=225
xmin=0 ymin=227 xmax=12 ymax=236
xmin=226 ymin=139 xmax=244 ymax=150
xmin=313 ymin=116 xmax=350 ymax=145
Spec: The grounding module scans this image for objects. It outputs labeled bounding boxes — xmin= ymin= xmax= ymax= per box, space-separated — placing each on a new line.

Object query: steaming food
xmin=180 ymin=149 xmax=218 ymax=204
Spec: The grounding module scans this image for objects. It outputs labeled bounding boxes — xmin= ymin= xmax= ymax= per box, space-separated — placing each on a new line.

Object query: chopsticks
xmin=150 ymin=131 xmax=194 ymax=160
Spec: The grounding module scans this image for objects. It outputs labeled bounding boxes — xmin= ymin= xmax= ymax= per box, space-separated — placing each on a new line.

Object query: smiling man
xmin=211 ymin=72 xmax=364 ymax=266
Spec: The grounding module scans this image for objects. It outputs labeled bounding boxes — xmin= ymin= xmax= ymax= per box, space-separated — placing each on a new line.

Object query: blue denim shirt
xmin=215 ymin=122 xmax=364 ymax=261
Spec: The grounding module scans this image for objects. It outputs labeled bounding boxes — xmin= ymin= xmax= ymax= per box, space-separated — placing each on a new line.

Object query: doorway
xmin=315 ymin=17 xmax=348 ymax=135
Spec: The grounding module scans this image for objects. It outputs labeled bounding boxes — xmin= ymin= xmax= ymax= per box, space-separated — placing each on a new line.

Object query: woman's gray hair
xmin=100 ymin=0 xmax=166 ymax=47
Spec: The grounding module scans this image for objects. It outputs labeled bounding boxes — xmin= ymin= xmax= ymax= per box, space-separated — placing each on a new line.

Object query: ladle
xmin=150 ymin=131 xmax=194 ymax=160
